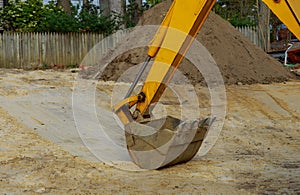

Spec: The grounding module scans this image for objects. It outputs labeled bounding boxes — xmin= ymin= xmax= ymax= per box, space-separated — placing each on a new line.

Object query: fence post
xmin=0 ymin=33 xmax=3 ymax=67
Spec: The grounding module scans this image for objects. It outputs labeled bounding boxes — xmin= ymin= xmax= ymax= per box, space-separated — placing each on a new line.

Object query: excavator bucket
xmin=125 ymin=116 xmax=214 ymax=169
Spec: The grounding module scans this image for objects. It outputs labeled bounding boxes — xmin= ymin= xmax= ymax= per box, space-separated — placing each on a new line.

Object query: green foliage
xmin=37 ymin=1 xmax=79 ymax=32
xmin=41 ymin=62 xmax=48 ymax=70
xmin=0 ymin=0 xmax=122 ymax=34
xmin=0 ymin=0 xmax=79 ymax=32
xmin=213 ymin=0 xmax=257 ymax=27
xmin=67 ymin=64 xmax=77 ymax=69
xmin=78 ymin=1 xmax=120 ymax=34
xmin=123 ymin=0 xmax=143 ymax=28
xmin=145 ymin=0 xmax=161 ymax=7
xmin=0 ymin=0 xmax=44 ymax=31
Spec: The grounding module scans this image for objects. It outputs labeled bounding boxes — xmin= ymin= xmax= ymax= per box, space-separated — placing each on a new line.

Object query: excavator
xmin=113 ymin=0 xmax=300 ymax=169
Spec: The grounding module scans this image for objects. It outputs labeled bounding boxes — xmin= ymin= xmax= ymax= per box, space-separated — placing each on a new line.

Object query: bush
xmin=0 ymin=0 xmax=122 ymax=34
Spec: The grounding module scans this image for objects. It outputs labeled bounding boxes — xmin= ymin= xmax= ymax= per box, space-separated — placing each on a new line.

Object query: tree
xmin=270 ymin=12 xmax=281 ymax=42
xmin=57 ymin=0 xmax=72 ymax=15
xmin=124 ymin=0 xmax=142 ymax=27
xmin=99 ymin=0 xmax=110 ymax=16
xmin=0 ymin=0 xmax=119 ymax=33
xmin=0 ymin=0 xmax=73 ymax=32
xmin=82 ymin=0 xmax=89 ymax=11
xmin=0 ymin=0 xmax=144 ymax=33
xmin=39 ymin=1 xmax=79 ymax=32
xmin=213 ymin=0 xmax=257 ymax=26
xmin=110 ymin=0 xmax=125 ymax=16
xmin=257 ymin=0 xmax=270 ymax=51
xmin=135 ymin=0 xmax=142 ymax=8
xmin=0 ymin=0 xmax=45 ymax=31
xmin=83 ymin=0 xmax=89 ymax=6
xmin=99 ymin=0 xmax=144 ymax=28
xmin=145 ymin=0 xmax=161 ymax=7
xmin=78 ymin=0 xmax=119 ymax=34
xmin=3 ymin=0 xmax=9 ymax=7
xmin=213 ymin=0 xmax=273 ymax=51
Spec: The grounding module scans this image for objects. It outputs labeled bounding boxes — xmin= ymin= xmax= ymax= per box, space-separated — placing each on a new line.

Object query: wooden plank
xmin=0 ymin=33 xmax=3 ymax=67
xmin=5 ymin=32 xmax=9 ymax=68
xmin=20 ymin=32 xmax=23 ymax=69
xmin=2 ymin=33 xmax=7 ymax=68
xmin=15 ymin=33 xmax=20 ymax=68
xmin=32 ymin=32 xmax=36 ymax=68
xmin=7 ymin=32 xmax=12 ymax=68
xmin=26 ymin=32 xmax=30 ymax=69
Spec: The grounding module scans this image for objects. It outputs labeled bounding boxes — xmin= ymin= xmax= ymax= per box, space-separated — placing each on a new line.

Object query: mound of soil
xmin=96 ymin=0 xmax=294 ymax=85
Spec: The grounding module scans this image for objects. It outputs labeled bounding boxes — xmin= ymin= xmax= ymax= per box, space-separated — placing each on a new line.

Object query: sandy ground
xmin=0 ymin=69 xmax=299 ymax=194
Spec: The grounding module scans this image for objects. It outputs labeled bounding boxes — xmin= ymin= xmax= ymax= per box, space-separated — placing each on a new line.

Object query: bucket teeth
xmin=125 ymin=116 xmax=214 ymax=169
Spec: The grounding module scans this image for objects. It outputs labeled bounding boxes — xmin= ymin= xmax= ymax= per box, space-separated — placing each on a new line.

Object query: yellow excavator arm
xmin=114 ymin=0 xmax=216 ymax=125
xmin=263 ymin=0 xmax=300 ymax=40
xmin=114 ymin=0 xmax=216 ymax=169
xmin=113 ymin=0 xmax=300 ymax=169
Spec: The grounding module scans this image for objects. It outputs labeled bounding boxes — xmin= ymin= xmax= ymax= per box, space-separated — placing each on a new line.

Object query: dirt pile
xmin=97 ymin=0 xmax=294 ymax=85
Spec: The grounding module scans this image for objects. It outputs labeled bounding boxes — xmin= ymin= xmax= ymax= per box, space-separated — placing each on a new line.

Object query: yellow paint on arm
xmin=263 ymin=0 xmax=300 ymax=40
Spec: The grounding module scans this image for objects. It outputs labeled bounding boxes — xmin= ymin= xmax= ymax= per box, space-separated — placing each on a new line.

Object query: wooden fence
xmin=0 ymin=30 xmax=130 ymax=69
xmin=0 ymin=27 xmax=267 ymax=69
xmin=236 ymin=26 xmax=261 ymax=48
